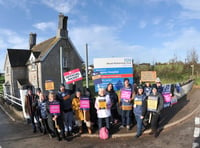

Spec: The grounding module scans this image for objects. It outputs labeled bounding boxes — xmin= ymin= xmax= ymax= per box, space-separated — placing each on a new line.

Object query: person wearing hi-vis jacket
xmin=147 ymin=85 xmax=164 ymax=137
xmin=95 ymin=88 xmax=111 ymax=131
xmin=133 ymin=85 xmax=147 ymax=138
xmin=119 ymin=78 xmax=134 ymax=130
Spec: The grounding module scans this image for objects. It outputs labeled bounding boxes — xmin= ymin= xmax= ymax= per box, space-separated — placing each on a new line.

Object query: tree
xmin=186 ymin=48 xmax=199 ymax=64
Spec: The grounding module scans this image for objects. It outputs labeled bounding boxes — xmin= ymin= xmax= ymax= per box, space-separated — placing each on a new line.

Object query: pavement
xmin=1 ymin=81 xmax=200 ymax=139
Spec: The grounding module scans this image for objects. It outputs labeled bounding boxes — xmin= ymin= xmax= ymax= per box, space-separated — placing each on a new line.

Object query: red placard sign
xmin=63 ymin=68 xmax=83 ymax=84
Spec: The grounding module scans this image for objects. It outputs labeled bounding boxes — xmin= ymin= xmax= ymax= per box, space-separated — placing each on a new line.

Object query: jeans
xmin=135 ymin=114 xmax=144 ymax=136
xmin=63 ymin=111 xmax=74 ymax=132
xmin=30 ymin=112 xmax=41 ymax=131
xmin=121 ymin=110 xmax=131 ymax=126
xmin=98 ymin=117 xmax=110 ymax=130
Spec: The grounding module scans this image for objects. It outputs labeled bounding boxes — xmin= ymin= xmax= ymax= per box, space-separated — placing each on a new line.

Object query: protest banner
xmin=63 ymin=68 xmax=82 ymax=84
xmin=80 ymin=97 xmax=90 ymax=110
xmin=45 ymin=80 xmax=54 ymax=90
xmin=50 ymin=104 xmax=60 ymax=114
xmin=141 ymin=71 xmax=157 ymax=82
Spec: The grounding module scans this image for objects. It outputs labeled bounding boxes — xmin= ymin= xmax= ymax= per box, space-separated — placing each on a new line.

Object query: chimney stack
xmin=29 ymin=33 xmax=37 ymax=49
xmin=57 ymin=13 xmax=68 ymax=38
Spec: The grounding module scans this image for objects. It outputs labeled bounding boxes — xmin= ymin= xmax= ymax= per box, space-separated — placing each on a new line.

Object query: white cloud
xmin=139 ymin=21 xmax=147 ymax=29
xmin=42 ymin=0 xmax=78 ymax=14
xmin=176 ymin=0 xmax=200 ymax=19
xmin=0 ymin=29 xmax=28 ymax=72
xmin=70 ymin=25 xmax=145 ymax=64
xmin=33 ymin=22 xmax=56 ymax=31
xmin=152 ymin=17 xmax=162 ymax=25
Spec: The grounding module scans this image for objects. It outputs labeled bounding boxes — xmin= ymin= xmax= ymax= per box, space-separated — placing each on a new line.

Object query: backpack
xmin=99 ymin=127 xmax=109 ymax=140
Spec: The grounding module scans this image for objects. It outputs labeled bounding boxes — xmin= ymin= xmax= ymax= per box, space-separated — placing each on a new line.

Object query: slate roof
xmin=7 ymin=49 xmax=31 ymax=67
xmin=31 ymin=36 xmax=59 ymax=61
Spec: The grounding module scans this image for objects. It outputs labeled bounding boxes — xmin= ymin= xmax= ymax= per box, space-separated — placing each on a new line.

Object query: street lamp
xmin=191 ymin=64 xmax=194 ymax=79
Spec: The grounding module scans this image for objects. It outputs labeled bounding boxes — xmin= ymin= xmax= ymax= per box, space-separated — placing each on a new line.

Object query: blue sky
xmin=0 ymin=0 xmax=200 ymax=72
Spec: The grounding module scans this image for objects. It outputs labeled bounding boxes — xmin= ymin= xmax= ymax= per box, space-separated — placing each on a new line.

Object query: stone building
xmin=3 ymin=13 xmax=83 ymax=97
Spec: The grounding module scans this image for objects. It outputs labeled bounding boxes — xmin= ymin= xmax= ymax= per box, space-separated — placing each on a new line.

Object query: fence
xmin=3 ymin=93 xmax=22 ymax=108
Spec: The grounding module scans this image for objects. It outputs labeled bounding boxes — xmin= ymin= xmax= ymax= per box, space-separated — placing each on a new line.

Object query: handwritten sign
xmin=45 ymin=80 xmax=54 ymax=90
xmin=99 ymin=100 xmax=107 ymax=109
xmin=50 ymin=104 xmax=60 ymax=114
xmin=80 ymin=97 xmax=90 ymax=110
xmin=147 ymin=96 xmax=158 ymax=112
xmin=63 ymin=68 xmax=82 ymax=84
xmin=121 ymin=90 xmax=131 ymax=100
xmin=141 ymin=71 xmax=157 ymax=82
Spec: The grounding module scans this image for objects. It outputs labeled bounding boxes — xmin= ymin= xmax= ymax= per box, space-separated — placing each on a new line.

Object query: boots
xmin=79 ymin=126 xmax=83 ymax=134
xmin=87 ymin=127 xmax=92 ymax=134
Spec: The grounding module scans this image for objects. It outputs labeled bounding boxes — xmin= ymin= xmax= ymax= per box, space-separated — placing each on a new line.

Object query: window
xmin=31 ymin=64 xmax=36 ymax=70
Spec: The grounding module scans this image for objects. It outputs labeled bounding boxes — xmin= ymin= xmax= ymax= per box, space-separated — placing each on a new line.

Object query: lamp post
xmin=191 ymin=64 xmax=194 ymax=79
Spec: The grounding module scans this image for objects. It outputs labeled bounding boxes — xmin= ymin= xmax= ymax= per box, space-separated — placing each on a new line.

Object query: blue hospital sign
xmin=93 ymin=57 xmax=134 ymax=92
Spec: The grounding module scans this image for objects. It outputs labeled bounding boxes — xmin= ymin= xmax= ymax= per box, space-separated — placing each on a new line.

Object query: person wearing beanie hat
xmin=147 ymin=84 xmax=164 ymax=138
xmin=155 ymin=77 xmax=163 ymax=94
xmin=133 ymin=85 xmax=147 ymax=138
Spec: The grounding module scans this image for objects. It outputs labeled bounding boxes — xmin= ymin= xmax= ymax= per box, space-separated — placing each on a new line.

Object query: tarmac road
xmin=0 ymin=87 xmax=200 ymax=148
xmin=0 ymin=107 xmax=196 ymax=148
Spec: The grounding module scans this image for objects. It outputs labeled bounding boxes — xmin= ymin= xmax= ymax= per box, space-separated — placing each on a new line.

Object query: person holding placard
xmin=144 ymin=82 xmax=152 ymax=96
xmin=147 ymin=85 xmax=164 ymax=137
xmin=57 ymin=83 xmax=76 ymax=137
xmin=72 ymin=89 xmax=92 ymax=134
xmin=106 ymin=83 xmax=119 ymax=124
xmin=119 ymin=78 xmax=134 ymax=130
xmin=47 ymin=91 xmax=65 ymax=141
xmin=133 ymin=85 xmax=147 ymax=138
xmin=95 ymin=88 xmax=111 ymax=132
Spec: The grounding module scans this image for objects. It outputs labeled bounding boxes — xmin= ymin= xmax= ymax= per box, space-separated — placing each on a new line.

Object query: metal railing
xmin=3 ymin=93 xmax=22 ymax=107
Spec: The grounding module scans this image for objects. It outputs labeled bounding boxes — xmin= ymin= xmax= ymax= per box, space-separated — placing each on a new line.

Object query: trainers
xmin=119 ymin=125 xmax=125 ymax=129
xmin=126 ymin=125 xmax=130 ymax=130
xmin=134 ymin=134 xmax=141 ymax=139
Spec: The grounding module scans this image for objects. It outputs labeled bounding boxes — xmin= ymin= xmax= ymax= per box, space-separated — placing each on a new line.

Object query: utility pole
xmin=85 ymin=44 xmax=89 ymax=88
xmin=60 ymin=46 xmax=64 ymax=84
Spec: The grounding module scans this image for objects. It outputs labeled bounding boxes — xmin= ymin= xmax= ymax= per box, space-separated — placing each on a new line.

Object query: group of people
xmin=25 ymin=77 xmax=166 ymax=141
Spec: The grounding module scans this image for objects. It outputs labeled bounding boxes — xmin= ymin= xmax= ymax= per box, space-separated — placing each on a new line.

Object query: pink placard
xmin=121 ymin=90 xmax=131 ymax=100
xmin=162 ymin=93 xmax=171 ymax=103
xmin=80 ymin=98 xmax=90 ymax=109
xmin=50 ymin=105 xmax=60 ymax=114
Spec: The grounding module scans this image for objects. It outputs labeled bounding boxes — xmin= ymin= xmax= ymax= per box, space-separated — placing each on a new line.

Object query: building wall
xmin=40 ymin=39 xmax=83 ymax=95
xmin=12 ymin=67 xmax=28 ymax=97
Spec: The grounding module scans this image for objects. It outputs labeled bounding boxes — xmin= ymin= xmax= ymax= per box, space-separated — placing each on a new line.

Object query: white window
xmin=31 ymin=64 xmax=36 ymax=70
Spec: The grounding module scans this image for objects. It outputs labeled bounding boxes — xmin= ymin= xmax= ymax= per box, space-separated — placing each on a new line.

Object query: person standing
xmin=95 ymin=88 xmax=111 ymax=132
xmin=119 ymin=78 xmax=134 ymax=130
xmin=38 ymin=92 xmax=51 ymax=135
xmin=46 ymin=91 xmax=64 ymax=141
xmin=25 ymin=88 xmax=42 ymax=133
xmin=72 ymin=89 xmax=92 ymax=134
xmin=57 ymin=83 xmax=75 ymax=136
xmin=147 ymin=85 xmax=164 ymax=137
xmin=133 ymin=85 xmax=147 ymax=138
xmin=106 ymin=83 xmax=119 ymax=124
